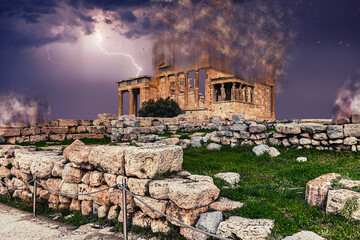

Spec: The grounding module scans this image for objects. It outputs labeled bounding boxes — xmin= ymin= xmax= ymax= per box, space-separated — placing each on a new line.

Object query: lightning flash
xmin=95 ymin=32 xmax=142 ymax=77
xmin=46 ymin=46 xmax=70 ymax=65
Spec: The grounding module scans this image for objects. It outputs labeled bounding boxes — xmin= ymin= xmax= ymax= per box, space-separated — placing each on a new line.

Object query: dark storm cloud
xmin=65 ymin=0 xmax=150 ymax=10
xmin=118 ymin=11 xmax=137 ymax=23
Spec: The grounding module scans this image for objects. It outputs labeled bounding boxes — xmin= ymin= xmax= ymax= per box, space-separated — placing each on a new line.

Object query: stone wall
xmin=0 ymin=113 xmax=117 ymax=144
xmin=0 ymin=141 xmax=224 ymax=239
xmin=3 ymin=112 xmax=360 ymax=152
xmin=111 ymin=114 xmax=360 ymax=152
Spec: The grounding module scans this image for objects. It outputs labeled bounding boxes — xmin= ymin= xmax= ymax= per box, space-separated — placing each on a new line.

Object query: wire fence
xmin=0 ymin=175 xmax=231 ymax=240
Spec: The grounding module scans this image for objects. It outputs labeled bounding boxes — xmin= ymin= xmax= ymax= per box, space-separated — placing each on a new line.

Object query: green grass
xmin=183 ymin=145 xmax=360 ymax=239
xmin=17 ymin=137 xmax=112 ymax=148
xmin=157 ymin=129 xmax=216 ymax=139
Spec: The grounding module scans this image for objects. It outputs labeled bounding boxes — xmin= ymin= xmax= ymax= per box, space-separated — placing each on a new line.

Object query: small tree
xmin=138 ymin=97 xmax=183 ymax=118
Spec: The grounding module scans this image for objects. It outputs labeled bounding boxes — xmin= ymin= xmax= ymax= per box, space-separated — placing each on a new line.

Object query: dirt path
xmin=0 ymin=203 xmax=157 ymax=240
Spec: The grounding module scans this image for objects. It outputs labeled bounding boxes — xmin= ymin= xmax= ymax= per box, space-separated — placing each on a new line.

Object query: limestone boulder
xmin=81 ymin=201 xmax=92 ymax=215
xmin=51 ymin=161 xmax=65 ymax=177
xmin=232 ymin=114 xmax=245 ymax=124
xmin=187 ymin=175 xmax=214 ymax=183
xmin=214 ymin=172 xmax=240 ymax=186
xmin=104 ymin=173 xmax=117 ymax=186
xmin=296 ymin=157 xmax=307 ymax=162
xmin=344 ymin=137 xmax=358 ymax=145
xmin=46 ymin=178 xmax=62 ymax=191
xmin=206 ymin=143 xmax=222 ymax=151
xmin=282 ymin=231 xmax=326 ymax=240
xmin=326 ymin=189 xmax=360 ymax=219
xmin=97 ymin=205 xmax=109 ymax=218
xmin=209 ymin=197 xmax=244 ymax=211
xmin=77 ymin=184 xmax=91 ymax=201
xmin=195 ymin=211 xmax=223 ymax=234
xmin=168 ymin=180 xmax=220 ymax=209
xmin=180 ymin=228 xmax=208 ymax=240
xmin=108 ymin=188 xmax=135 ymax=212
xmin=63 ymin=140 xmax=85 ymax=161
xmin=252 ymin=144 xmax=269 ymax=156
xmin=107 ymin=205 xmax=120 ymax=220
xmin=191 ymin=136 xmax=203 ymax=148
xmin=267 ymin=147 xmax=280 ymax=157
xmin=344 ymin=124 xmax=360 ymax=137
xmin=160 ymin=138 xmax=180 ymax=145
xmin=339 ymin=179 xmax=360 ymax=189
xmin=149 ymin=178 xmax=187 ymax=199
xmin=327 ymin=125 xmax=344 ymax=139
xmin=30 ymin=152 xmax=63 ymax=178
xmin=88 ymin=146 xmax=129 ymax=175
xmin=305 ymin=173 xmax=341 ymax=206
xmin=151 ymin=219 xmax=171 ymax=234
xmin=0 ymin=166 xmax=10 ymax=178
xmin=275 ymin=124 xmax=301 ymax=134
xmin=134 ymin=195 xmax=168 ymax=219
xmin=62 ymin=163 xmax=83 ymax=183
xmin=125 ymin=145 xmax=183 ymax=179
xmin=89 ymin=171 xmax=104 ymax=187
xmin=216 ymin=216 xmax=274 ymax=240
xmin=132 ymin=211 xmax=151 ymax=228
xmin=91 ymin=185 xmax=110 ymax=206
xmin=59 ymin=182 xmax=78 ymax=198
xmin=128 ymin=178 xmax=150 ymax=196
xmin=166 ymin=201 xmax=208 ymax=226
xmin=13 ymin=151 xmax=39 ymax=174
xmin=249 ymin=123 xmax=266 ymax=133
xmin=10 ymin=167 xmax=32 ymax=182
xmin=68 ymin=145 xmax=92 ymax=165
xmin=69 ymin=199 xmax=81 ymax=211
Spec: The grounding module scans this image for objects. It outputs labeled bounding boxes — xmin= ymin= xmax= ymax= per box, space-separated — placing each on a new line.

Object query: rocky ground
xmin=0 ymin=203 xmax=155 ymax=240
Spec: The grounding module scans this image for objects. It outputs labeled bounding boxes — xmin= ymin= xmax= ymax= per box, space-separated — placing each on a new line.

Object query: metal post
xmin=122 ymin=178 xmax=128 ymax=240
xmin=33 ymin=175 xmax=37 ymax=217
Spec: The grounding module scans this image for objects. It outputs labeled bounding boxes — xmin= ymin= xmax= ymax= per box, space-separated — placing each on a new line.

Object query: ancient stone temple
xmin=117 ymin=43 xmax=275 ymax=120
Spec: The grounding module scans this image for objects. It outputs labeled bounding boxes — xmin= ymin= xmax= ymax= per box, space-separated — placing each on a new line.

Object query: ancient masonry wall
xmin=111 ymin=115 xmax=360 ymax=152
xmin=0 ymin=113 xmax=117 ymax=144
xmin=2 ymin=113 xmax=360 ymax=152
xmin=0 ymin=142 xmax=222 ymax=239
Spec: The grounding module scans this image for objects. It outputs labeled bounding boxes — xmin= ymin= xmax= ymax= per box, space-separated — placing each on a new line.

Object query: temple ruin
xmin=117 ymin=42 xmax=275 ymax=120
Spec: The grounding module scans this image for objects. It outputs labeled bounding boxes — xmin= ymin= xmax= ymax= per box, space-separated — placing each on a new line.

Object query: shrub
xmin=138 ymin=97 xmax=183 ymax=118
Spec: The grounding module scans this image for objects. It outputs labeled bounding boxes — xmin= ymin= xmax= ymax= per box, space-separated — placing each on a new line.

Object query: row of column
xmin=163 ymin=70 xmax=200 ymax=109
xmin=118 ymin=88 xmax=143 ymax=116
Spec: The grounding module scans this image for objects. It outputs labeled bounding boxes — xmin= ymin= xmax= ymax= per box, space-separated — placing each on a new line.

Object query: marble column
xmin=195 ymin=70 xmax=200 ymax=108
xmin=129 ymin=89 xmax=134 ymax=115
xmin=184 ymin=72 xmax=189 ymax=109
xmin=118 ymin=91 xmax=123 ymax=117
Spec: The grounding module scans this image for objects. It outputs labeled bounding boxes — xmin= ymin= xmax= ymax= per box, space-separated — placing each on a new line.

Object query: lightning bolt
xmin=95 ymin=32 xmax=142 ymax=77
xmin=46 ymin=46 xmax=70 ymax=65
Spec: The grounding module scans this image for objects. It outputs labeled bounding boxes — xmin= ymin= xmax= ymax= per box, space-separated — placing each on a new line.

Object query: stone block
xmin=125 ymin=145 xmax=183 ymax=179
xmin=327 ymin=125 xmax=344 ymax=139
xmin=166 ymin=201 xmax=208 ymax=227
xmin=305 ymin=173 xmax=341 ymax=206
xmin=216 ymin=216 xmax=274 ymax=240
xmin=275 ymin=124 xmax=301 ymax=134
xmin=58 ymin=119 xmax=79 ymax=127
xmin=134 ymin=195 xmax=168 ymax=219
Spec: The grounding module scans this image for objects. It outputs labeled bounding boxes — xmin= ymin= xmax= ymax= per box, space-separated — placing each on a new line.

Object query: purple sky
xmin=0 ymin=0 xmax=360 ymax=120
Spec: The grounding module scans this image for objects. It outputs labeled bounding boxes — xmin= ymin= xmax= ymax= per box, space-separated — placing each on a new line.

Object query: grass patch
xmin=156 ymin=129 xmax=216 ymax=139
xmin=17 ymin=137 xmax=112 ymax=148
xmin=183 ymin=145 xmax=360 ymax=239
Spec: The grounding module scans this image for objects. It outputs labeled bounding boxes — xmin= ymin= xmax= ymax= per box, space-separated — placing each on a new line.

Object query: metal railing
xmin=0 ymin=176 xmax=231 ymax=240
